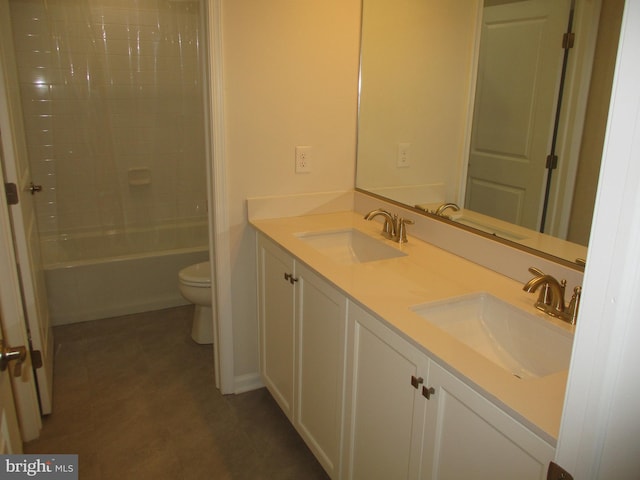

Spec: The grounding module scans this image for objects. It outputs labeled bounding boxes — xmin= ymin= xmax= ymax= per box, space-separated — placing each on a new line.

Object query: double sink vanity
xmin=251 ymin=204 xmax=577 ymax=479
xmin=246 ymin=0 xmax=597 ymax=475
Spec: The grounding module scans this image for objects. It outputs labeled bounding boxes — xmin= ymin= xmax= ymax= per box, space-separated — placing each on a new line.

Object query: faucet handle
xmin=397 ymin=218 xmax=414 ymax=244
xmin=381 ymin=214 xmax=397 ymax=239
xmin=566 ymin=286 xmax=582 ymax=325
xmin=528 ymin=267 xmax=545 ymax=277
xmin=536 ymin=282 xmax=552 ymax=307
xmin=558 ymin=279 xmax=567 ymax=305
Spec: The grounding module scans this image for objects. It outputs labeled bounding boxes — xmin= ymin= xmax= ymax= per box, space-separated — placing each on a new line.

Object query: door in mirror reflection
xmin=466 ymin=0 xmax=572 ymax=231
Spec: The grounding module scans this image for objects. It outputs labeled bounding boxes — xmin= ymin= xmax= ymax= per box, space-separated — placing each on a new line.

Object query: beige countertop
xmin=251 ymin=211 xmax=574 ymax=446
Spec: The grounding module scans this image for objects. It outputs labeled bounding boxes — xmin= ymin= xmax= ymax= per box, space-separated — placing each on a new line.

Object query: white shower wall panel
xmin=9 ymin=0 xmax=207 ymax=236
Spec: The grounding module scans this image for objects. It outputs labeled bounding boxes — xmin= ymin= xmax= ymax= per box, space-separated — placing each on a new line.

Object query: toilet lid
xmin=179 ymin=261 xmax=211 ymax=286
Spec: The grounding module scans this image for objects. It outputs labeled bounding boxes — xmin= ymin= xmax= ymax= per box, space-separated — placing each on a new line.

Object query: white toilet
xmin=178 ymin=261 xmax=214 ymax=344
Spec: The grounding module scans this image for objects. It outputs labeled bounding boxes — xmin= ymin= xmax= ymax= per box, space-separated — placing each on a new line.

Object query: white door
xmin=466 ymin=0 xmax=571 ymax=230
xmin=0 ymin=0 xmax=54 ymax=415
xmin=0 ymin=319 xmax=24 ymax=454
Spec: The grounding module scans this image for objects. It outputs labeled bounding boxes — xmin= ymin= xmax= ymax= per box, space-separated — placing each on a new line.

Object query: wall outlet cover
xmin=295 ymin=146 xmax=312 ymax=173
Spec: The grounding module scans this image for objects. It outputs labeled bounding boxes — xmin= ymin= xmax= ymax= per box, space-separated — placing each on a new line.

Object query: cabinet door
xmin=345 ymin=302 xmax=429 ymax=480
xmin=295 ymin=264 xmax=348 ymax=478
xmin=257 ymin=235 xmax=295 ymax=420
xmin=421 ymin=362 xmax=554 ymax=480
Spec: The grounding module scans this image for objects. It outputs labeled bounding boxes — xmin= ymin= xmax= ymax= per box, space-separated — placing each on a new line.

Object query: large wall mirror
xmin=356 ymin=0 xmax=624 ymax=267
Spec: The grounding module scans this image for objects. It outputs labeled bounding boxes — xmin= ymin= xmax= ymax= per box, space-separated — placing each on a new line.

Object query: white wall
xmin=221 ymin=0 xmax=361 ymax=379
xmin=9 ymin=0 xmax=207 ymax=237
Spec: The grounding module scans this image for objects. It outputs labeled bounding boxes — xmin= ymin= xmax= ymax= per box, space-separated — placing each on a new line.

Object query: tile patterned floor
xmin=24 ymin=306 xmax=328 ymax=479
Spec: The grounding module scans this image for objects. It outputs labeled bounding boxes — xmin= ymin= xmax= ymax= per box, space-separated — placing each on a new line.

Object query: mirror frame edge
xmin=356 ymin=187 xmax=586 ymax=273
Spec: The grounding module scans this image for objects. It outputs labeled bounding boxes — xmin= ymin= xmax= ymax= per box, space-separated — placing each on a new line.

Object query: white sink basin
xmin=296 ymin=228 xmax=407 ymax=265
xmin=410 ymin=293 xmax=573 ymax=380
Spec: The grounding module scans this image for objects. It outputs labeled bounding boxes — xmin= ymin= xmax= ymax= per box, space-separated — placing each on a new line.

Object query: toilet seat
xmin=179 ymin=261 xmax=211 ymax=287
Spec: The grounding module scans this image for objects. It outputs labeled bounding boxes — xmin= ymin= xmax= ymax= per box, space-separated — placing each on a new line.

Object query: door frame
xmin=555 ymin=0 xmax=640 ymax=476
xmin=205 ymin=0 xmax=235 ymax=394
xmin=0 ymin=153 xmax=42 ymax=442
xmin=0 ymin=0 xmax=43 ymax=441
xmin=1 ymin=0 xmax=55 ymax=415
xmin=545 ymin=0 xmax=603 ymax=238
xmin=459 ymin=0 xmax=602 ymax=238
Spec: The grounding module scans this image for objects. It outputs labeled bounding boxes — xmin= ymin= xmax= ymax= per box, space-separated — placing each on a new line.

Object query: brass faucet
xmin=364 ymin=209 xmax=397 ymax=239
xmin=396 ymin=217 xmax=414 ymax=244
xmin=523 ymin=267 xmax=581 ymax=325
xmin=433 ymin=202 xmax=460 ymax=219
xmin=364 ymin=209 xmax=414 ymax=244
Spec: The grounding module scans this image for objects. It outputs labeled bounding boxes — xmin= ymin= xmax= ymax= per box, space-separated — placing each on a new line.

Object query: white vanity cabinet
xmin=345 ymin=303 xmax=554 ymax=480
xmin=257 ymin=232 xmax=555 ymax=480
xmin=257 ymin=234 xmax=348 ymax=478
xmin=343 ymin=302 xmax=429 ymax=479
xmin=257 ymin=234 xmax=296 ymax=420
xmin=420 ymin=361 xmax=555 ymax=479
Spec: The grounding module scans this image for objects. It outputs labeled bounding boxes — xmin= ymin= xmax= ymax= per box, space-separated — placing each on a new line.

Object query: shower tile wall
xmin=9 ymin=0 xmax=207 ymax=236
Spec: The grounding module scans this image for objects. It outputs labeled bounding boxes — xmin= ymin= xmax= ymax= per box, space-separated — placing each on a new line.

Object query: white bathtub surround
xmin=43 ymin=221 xmax=209 ymax=325
xmin=40 ymin=221 xmax=209 ymax=266
xmin=7 ymin=0 xmax=211 ymax=326
xmin=8 ymin=0 xmax=208 ymax=236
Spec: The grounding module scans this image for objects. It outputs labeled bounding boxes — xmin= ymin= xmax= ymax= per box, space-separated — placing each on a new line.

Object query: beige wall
xmin=357 ymin=0 xmax=480 ymax=203
xmin=221 ymin=0 xmax=362 ymax=378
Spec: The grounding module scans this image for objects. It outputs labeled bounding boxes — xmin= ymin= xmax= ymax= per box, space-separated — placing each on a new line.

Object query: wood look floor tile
xmin=24 ymin=306 xmax=328 ymax=479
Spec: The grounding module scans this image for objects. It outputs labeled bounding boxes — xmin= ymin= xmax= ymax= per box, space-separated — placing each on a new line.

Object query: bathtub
xmin=41 ymin=221 xmax=209 ymax=325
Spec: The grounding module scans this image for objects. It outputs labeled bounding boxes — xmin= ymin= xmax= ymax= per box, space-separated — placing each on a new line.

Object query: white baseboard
xmin=234 ymin=372 xmax=263 ymax=394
